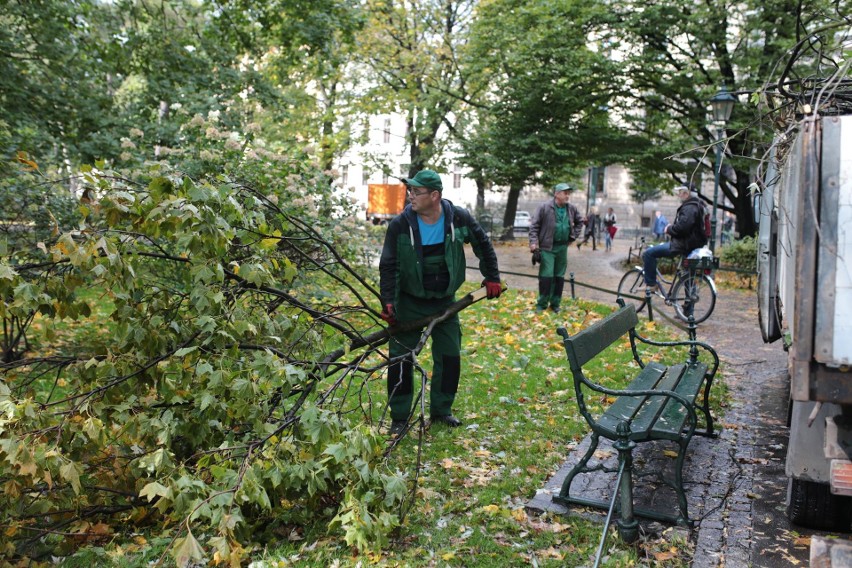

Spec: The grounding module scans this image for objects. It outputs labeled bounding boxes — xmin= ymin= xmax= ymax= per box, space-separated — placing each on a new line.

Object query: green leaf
xmin=0 ymin=263 xmax=17 ymax=281
xmin=198 ymin=392 xmax=216 ymax=411
xmin=323 ymin=442 xmax=347 ymax=463
xmin=135 ymin=448 xmax=173 ymax=474
xmin=139 ymin=481 xmax=172 ymax=502
xmin=59 ymin=462 xmax=82 ymax=495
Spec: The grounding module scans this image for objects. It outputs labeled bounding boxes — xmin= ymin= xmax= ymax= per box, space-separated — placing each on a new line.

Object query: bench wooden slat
xmin=628 ymin=363 xmax=688 ymax=437
xmin=564 ymin=305 xmax=640 ymax=369
xmin=595 ymin=362 xmax=667 ymax=435
xmin=651 ymin=363 xmax=708 ymax=439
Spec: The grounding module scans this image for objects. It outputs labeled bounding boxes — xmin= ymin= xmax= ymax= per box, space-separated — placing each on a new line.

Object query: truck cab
xmin=756 ymin=114 xmax=852 ymax=531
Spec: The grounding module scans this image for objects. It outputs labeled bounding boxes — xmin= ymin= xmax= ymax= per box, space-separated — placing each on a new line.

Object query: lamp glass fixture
xmin=710 ymin=86 xmax=736 ymax=123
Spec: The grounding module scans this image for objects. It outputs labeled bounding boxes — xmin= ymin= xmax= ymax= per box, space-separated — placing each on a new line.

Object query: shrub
xmin=0 ymin=119 xmax=406 ymax=565
xmin=720 ymin=236 xmax=757 ymax=272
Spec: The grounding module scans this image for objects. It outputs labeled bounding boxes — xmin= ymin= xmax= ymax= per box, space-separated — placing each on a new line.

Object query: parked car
xmin=514 ymin=211 xmax=531 ymax=232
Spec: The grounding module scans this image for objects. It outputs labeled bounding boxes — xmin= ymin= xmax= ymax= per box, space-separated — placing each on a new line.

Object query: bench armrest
xmin=629 ymin=331 xmax=720 ymax=384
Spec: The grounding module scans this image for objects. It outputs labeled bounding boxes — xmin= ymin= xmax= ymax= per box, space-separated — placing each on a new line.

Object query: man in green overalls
xmin=379 ymin=170 xmax=503 ymax=436
xmin=529 ymin=183 xmax=583 ymax=313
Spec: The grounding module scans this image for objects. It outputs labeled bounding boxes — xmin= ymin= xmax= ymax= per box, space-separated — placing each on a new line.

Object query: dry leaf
xmin=538 ymin=547 xmax=564 ymax=559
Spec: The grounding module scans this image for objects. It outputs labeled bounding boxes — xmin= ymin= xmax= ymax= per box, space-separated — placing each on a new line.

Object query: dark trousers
xmin=578 ymin=232 xmax=596 ymax=250
xmin=642 ymin=242 xmax=678 ymax=285
xmin=536 ymin=243 xmax=568 ymax=310
xmin=387 ymin=295 xmax=460 ymax=420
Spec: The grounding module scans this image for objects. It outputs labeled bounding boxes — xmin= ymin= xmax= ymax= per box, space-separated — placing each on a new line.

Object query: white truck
xmin=756 ymin=113 xmax=852 ymax=532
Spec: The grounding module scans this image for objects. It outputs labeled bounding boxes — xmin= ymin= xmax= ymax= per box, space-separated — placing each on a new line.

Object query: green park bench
xmin=553 ymin=302 xmax=719 ymax=543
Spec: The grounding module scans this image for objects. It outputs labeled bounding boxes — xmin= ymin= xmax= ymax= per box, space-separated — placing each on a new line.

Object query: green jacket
xmin=379 ymin=199 xmax=500 ymax=305
xmin=529 ymin=199 xmax=583 ymax=251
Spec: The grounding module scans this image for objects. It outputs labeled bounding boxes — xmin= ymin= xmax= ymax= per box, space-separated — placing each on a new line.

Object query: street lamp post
xmin=709 ymin=86 xmax=736 ymax=253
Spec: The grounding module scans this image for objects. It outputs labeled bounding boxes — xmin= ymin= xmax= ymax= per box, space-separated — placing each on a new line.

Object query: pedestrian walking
xmin=577 ymin=208 xmax=599 ymax=251
xmin=379 ymin=169 xmax=503 ymax=436
xmin=642 ymin=186 xmax=707 ymax=292
xmin=529 ymin=183 xmax=583 ymax=313
xmin=721 ymin=212 xmax=735 ymax=245
xmin=603 ymin=207 xmax=617 ymax=252
xmin=652 ymin=210 xmax=668 ymax=242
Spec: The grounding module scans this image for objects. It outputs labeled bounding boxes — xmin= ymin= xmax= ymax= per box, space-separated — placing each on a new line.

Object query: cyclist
xmin=642 ymin=186 xmax=707 ymax=293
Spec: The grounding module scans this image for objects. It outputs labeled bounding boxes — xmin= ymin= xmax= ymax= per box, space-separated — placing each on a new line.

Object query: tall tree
xmin=0 ymin=0 xmax=118 ymax=164
xmin=459 ymin=0 xmax=631 ymax=236
xmin=213 ymin=0 xmax=366 ymax=172
xmin=603 ymin=0 xmax=848 ymax=237
xmin=356 ymin=0 xmax=477 ymax=177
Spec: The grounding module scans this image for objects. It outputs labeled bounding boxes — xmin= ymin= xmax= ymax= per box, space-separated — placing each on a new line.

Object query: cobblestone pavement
xmin=482 ymin=235 xmax=846 ymax=567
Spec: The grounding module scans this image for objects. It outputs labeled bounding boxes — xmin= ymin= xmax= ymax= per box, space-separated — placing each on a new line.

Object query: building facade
xmin=335 ymin=113 xmax=694 ymax=238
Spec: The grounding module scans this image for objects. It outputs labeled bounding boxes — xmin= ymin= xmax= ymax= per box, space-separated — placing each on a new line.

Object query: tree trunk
xmin=499 ymin=181 xmax=523 ymax=241
xmin=731 ymin=169 xmax=756 ymax=238
xmin=475 ymin=174 xmax=485 ymax=213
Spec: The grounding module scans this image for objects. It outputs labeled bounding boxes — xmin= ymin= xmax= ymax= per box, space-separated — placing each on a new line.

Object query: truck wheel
xmin=786 ymin=477 xmax=852 ymax=531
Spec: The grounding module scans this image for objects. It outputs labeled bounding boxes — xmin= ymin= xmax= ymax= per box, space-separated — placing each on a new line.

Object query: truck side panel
xmin=367 ymin=184 xmax=407 ymax=219
xmin=757 ymin=146 xmax=782 ymax=343
xmin=815 ymin=117 xmax=852 ymax=366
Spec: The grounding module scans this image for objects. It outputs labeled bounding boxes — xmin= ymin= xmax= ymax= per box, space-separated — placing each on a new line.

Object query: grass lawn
xmin=49 ymin=282 xmax=721 ymax=568
xmin=247 ymin=285 xmax=708 ymax=568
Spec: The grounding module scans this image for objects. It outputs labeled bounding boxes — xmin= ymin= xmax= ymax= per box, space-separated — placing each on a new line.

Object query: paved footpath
xmin=477 ymin=236 xmax=847 ymax=567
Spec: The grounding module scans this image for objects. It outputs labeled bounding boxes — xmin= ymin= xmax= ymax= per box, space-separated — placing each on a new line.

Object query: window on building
xmin=362 ymin=169 xmax=370 ymax=185
xmin=383 ymin=118 xmax=391 ymax=144
xmin=453 ymin=173 xmax=461 ymax=189
xmin=594 ymin=166 xmax=606 ymax=195
xmin=341 ymin=165 xmax=348 ymax=186
xmin=587 ymin=165 xmax=606 ymax=204
xmin=382 ymin=173 xmax=389 ymax=184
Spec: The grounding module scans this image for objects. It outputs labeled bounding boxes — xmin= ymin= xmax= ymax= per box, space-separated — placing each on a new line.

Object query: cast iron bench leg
xmin=614 ymin=421 xmax=639 ymax=542
xmin=673 ymin=437 xmax=693 ymax=528
xmin=558 ymin=432 xmax=600 ymax=500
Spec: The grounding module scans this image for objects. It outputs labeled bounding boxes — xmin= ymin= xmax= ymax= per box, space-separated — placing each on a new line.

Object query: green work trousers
xmin=387 ymin=294 xmax=461 ymax=420
xmin=536 ymin=243 xmax=568 ymax=310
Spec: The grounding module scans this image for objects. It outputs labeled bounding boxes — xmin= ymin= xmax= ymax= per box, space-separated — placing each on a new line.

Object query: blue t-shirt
xmin=418 ymin=212 xmax=444 ymax=245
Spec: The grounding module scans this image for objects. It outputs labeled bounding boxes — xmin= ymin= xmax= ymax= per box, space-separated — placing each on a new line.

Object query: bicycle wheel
xmin=617 ymin=268 xmax=647 ymax=314
xmin=671 ymin=272 xmax=716 ymax=323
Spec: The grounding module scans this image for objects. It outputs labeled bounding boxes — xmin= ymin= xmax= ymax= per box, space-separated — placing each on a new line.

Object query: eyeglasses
xmin=407 ymin=187 xmax=433 ymax=197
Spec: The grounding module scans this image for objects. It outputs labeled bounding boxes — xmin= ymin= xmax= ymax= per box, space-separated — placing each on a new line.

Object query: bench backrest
xmin=557 ymin=304 xmax=639 ymax=369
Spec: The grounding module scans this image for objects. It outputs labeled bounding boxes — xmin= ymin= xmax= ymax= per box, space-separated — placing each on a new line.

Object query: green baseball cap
xmin=401 ymin=169 xmax=443 ymax=192
xmin=554 ymin=183 xmax=574 ymax=194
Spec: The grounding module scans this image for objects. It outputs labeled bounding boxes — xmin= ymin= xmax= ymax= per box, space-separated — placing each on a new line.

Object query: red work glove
xmin=380 ymin=303 xmax=397 ymax=326
xmin=484 ymin=281 xmax=503 ymax=299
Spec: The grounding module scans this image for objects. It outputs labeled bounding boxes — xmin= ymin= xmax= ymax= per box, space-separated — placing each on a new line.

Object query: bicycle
xmin=617 ymin=256 xmax=718 ymax=323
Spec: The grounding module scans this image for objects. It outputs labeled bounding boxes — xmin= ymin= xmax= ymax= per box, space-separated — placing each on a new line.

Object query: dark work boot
xmin=536 ymin=277 xmax=553 ymax=312
xmin=390 ymin=419 xmax=407 ymax=437
xmin=431 ymin=414 xmax=462 ymax=427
